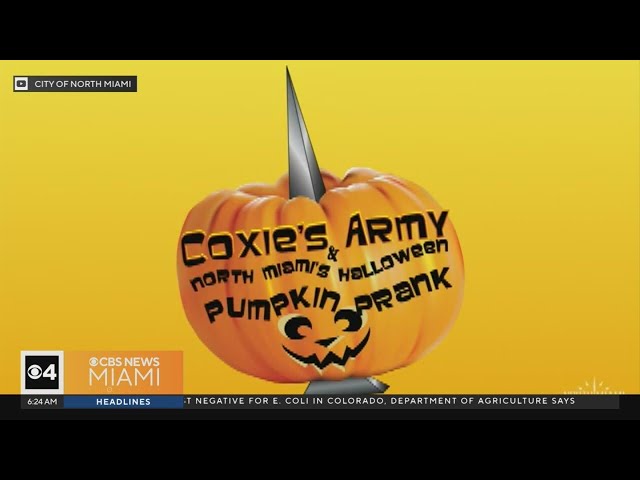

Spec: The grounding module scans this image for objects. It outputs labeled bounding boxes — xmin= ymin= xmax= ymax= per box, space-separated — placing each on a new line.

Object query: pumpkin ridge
xmin=207 ymin=194 xmax=266 ymax=378
xmin=246 ymin=196 xmax=296 ymax=382
xmin=314 ymin=195 xmax=354 ymax=380
xmin=351 ymin=181 xmax=395 ymax=375
xmin=271 ymin=199 xmax=299 ymax=379
xmin=226 ymin=197 xmax=290 ymax=382
xmin=272 ymin=198 xmax=320 ymax=382
xmin=364 ymin=179 xmax=413 ymax=372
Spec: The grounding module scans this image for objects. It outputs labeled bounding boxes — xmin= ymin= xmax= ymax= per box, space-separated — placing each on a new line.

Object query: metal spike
xmin=287 ymin=68 xmax=326 ymax=201
xmin=286 ymin=69 xmax=389 ymax=396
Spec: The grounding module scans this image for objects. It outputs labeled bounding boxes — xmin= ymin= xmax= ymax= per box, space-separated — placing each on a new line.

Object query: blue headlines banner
xmin=64 ymin=395 xmax=184 ymax=409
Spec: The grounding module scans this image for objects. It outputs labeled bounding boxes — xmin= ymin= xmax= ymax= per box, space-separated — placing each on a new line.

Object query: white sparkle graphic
xmin=564 ymin=377 xmax=624 ymax=395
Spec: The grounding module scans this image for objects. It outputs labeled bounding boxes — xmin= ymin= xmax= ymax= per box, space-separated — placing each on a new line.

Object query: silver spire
xmin=287 ymin=68 xmax=326 ymax=201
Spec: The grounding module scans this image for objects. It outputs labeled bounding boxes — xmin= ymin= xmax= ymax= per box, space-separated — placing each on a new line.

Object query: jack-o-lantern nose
xmin=315 ymin=337 xmax=337 ymax=348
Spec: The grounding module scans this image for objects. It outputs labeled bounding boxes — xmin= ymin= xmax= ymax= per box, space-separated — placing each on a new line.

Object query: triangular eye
xmin=334 ymin=308 xmax=364 ymax=332
xmin=278 ymin=314 xmax=312 ymax=340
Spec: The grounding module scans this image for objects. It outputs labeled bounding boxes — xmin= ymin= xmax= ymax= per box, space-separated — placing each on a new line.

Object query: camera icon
xmin=14 ymin=76 xmax=29 ymax=91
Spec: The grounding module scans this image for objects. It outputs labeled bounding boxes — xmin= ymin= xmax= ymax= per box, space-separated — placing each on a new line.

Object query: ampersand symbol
xmin=327 ymin=246 xmax=339 ymax=262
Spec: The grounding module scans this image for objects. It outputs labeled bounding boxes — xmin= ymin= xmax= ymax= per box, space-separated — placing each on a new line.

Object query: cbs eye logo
xmin=14 ymin=76 xmax=29 ymax=91
xmin=21 ymin=351 xmax=64 ymax=394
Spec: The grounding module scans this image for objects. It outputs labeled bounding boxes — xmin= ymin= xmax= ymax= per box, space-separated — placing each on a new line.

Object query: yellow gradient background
xmin=0 ymin=61 xmax=638 ymax=394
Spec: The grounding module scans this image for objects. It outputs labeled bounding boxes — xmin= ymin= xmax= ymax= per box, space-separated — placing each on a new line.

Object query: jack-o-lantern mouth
xmin=282 ymin=329 xmax=371 ymax=371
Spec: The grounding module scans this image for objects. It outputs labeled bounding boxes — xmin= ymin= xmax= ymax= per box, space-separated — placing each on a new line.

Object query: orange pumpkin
xmin=177 ymin=167 xmax=464 ymax=383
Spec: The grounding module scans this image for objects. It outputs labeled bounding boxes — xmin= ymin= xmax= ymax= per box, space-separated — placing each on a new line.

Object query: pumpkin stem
xmin=287 ymin=68 xmax=326 ymax=202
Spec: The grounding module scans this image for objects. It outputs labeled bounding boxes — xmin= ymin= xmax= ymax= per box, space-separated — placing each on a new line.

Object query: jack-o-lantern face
xmin=278 ymin=309 xmax=370 ymax=373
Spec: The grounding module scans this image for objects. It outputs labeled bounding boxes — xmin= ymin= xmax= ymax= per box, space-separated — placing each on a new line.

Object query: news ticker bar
xmin=13 ymin=76 xmax=137 ymax=92
xmin=21 ymin=395 xmax=619 ymax=410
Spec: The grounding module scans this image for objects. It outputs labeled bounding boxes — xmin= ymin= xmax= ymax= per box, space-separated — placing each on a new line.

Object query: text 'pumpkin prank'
xmin=177 ymin=70 xmax=464 ymax=393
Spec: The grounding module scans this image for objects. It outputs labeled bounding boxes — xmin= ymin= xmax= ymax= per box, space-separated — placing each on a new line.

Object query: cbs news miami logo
xmin=21 ymin=351 xmax=182 ymax=394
